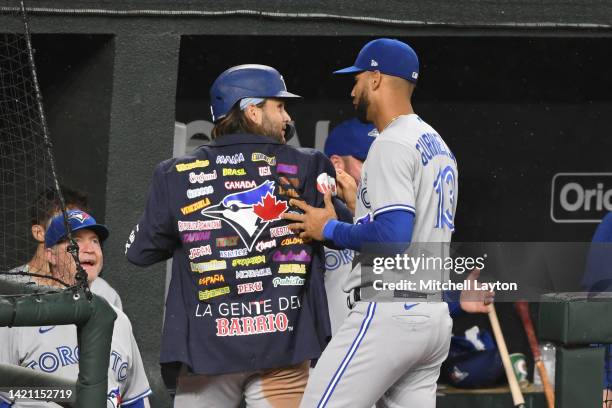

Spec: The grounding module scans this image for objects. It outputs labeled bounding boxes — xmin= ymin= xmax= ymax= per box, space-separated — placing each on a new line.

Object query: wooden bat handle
xmin=515 ymin=301 xmax=555 ymax=408
xmin=536 ymin=360 xmax=556 ymax=408
xmin=488 ymin=304 xmax=526 ymax=407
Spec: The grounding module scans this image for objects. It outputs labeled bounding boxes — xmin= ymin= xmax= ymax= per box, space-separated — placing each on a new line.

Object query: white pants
xmin=300 ymin=302 xmax=452 ymax=408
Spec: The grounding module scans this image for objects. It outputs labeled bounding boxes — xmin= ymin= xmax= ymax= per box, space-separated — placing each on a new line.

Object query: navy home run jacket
xmin=126 ymin=133 xmax=352 ymax=375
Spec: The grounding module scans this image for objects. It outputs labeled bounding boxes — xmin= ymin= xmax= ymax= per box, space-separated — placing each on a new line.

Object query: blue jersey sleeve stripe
xmin=120 ymin=388 xmax=152 ymax=406
xmin=373 ymin=204 xmax=415 ymax=218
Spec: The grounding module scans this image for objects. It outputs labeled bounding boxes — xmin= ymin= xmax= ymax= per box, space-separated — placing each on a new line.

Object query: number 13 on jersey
xmin=433 ymin=166 xmax=456 ymax=232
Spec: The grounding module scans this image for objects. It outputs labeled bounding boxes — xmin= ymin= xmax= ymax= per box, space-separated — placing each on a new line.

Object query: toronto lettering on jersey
xmin=272 ymin=250 xmax=311 ymax=262
xmin=199 ymin=286 xmax=231 ymax=300
xmin=25 ymin=346 xmax=128 ymax=382
xmin=219 ymin=248 xmax=249 ymax=258
xmin=325 ymin=248 xmax=354 ymax=271
xmin=216 ymin=236 xmax=239 ymax=247
xmin=216 ymin=153 xmax=245 ymax=165
xmin=191 ymin=259 xmax=227 ymax=273
xmin=187 ymin=185 xmax=214 ymax=199
xmin=278 ymin=264 xmax=307 ymax=274
xmin=251 ymin=152 xmax=276 ymax=166
xmin=181 ymin=231 xmax=212 ymax=243
xmin=176 ymin=159 xmax=209 ymax=172
xmin=198 ymin=274 xmax=225 ymax=286
xmin=25 ymin=345 xmax=79 ymax=373
xmin=255 ymin=239 xmax=276 ymax=252
xmin=180 ymin=198 xmax=211 ymax=215
xmin=189 ymin=245 xmax=213 ymax=260
xmin=232 ymin=255 xmax=266 ymax=268
xmin=189 ymin=170 xmax=217 ymax=183
xmin=272 ymin=276 xmax=305 ymax=287
xmin=416 ymin=132 xmax=455 ymax=166
xmin=224 ymin=180 xmax=257 ymax=190
xmin=237 ymin=281 xmax=264 ymax=294
xmin=236 ymin=267 xmax=272 ymax=279
xmin=277 ymin=163 xmax=298 ymax=175
xmin=178 ymin=219 xmax=222 ymax=231
xmin=281 ymin=237 xmax=304 ymax=246
xmin=259 ymin=166 xmax=271 ymax=176
xmin=270 ymin=225 xmax=293 ymax=238
xmin=222 ymin=168 xmax=247 ymax=176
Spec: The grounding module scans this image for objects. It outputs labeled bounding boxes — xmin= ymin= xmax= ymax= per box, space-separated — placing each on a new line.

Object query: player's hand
xmin=604 ymin=388 xmax=612 ymax=408
xmin=282 ymin=192 xmax=337 ymax=241
xmin=335 ymin=168 xmax=357 ymax=215
xmin=459 ymin=268 xmax=494 ymax=314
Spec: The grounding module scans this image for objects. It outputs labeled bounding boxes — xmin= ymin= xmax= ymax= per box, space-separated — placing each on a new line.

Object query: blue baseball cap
xmin=45 ymin=209 xmax=109 ymax=248
xmin=334 ymin=38 xmax=419 ymax=83
xmin=324 ymin=118 xmax=378 ymax=161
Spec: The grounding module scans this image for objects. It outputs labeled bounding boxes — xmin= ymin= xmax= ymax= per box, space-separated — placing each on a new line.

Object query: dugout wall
xmin=2 ymin=1 xmax=612 ymax=406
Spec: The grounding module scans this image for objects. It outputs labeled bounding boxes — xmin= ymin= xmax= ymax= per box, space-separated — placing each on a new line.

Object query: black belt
xmin=347 ymin=287 xmax=431 ymax=309
xmin=346 ymin=287 xmax=362 ymax=309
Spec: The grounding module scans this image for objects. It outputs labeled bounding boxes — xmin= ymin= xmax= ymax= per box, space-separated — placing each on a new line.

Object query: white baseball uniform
xmin=301 ymin=114 xmax=458 ymax=408
xmin=323 ymin=248 xmax=354 ymax=335
xmin=0 ymin=304 xmax=151 ymax=408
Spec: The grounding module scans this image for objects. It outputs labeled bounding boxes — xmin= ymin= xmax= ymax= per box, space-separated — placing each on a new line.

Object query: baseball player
xmin=125 ymin=64 xmax=352 ymax=407
xmin=322 ymin=118 xmax=377 ymax=334
xmin=7 ymin=186 xmax=122 ymax=309
xmin=284 ymin=38 xmax=490 ymax=407
xmin=582 ymin=212 xmax=612 ymax=407
xmin=0 ymin=210 xmax=151 ymax=408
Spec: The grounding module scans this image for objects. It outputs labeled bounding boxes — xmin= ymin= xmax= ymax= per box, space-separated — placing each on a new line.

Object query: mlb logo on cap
xmin=334 ymin=38 xmax=419 ymax=83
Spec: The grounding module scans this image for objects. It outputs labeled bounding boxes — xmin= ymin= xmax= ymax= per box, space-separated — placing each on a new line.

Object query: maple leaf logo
xmin=253 ymin=193 xmax=288 ymax=222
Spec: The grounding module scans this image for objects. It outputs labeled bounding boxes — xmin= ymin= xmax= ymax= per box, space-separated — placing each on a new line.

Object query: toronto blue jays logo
xmin=68 ymin=210 xmax=90 ymax=224
xmin=201 ymin=180 xmax=288 ymax=251
xmin=107 ymin=386 xmax=121 ymax=408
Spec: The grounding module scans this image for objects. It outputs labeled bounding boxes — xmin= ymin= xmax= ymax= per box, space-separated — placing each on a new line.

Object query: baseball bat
xmin=488 ymin=304 xmax=526 ymax=408
xmin=515 ymin=301 xmax=555 ymax=408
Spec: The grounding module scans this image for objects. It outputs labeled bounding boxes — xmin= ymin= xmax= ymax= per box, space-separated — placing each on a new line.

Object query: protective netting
xmin=0 ymin=2 xmax=86 ymax=291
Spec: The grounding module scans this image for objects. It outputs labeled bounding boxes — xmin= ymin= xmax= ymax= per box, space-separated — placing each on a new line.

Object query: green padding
xmin=539 ymin=292 xmax=612 ymax=344
xmin=556 ymin=346 xmax=604 ymax=408
xmin=75 ymin=293 xmax=116 ymax=408
xmin=0 ymin=288 xmax=92 ymax=327
xmin=0 ymin=285 xmax=116 ymax=408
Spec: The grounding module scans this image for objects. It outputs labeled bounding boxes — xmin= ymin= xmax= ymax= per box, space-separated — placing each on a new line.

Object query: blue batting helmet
xmin=209 ymin=64 xmax=301 ymax=123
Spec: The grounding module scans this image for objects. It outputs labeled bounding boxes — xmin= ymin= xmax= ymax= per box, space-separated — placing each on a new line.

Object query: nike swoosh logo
xmin=38 ymin=326 xmax=55 ymax=334
xmin=404 ymin=303 xmax=418 ymax=311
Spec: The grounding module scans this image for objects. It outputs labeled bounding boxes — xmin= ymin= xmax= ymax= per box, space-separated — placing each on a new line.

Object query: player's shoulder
xmin=111 ymin=304 xmax=133 ymax=331
xmin=280 ymin=146 xmax=330 ymax=171
xmin=91 ymin=277 xmax=123 ymax=310
xmin=384 ymin=114 xmax=437 ymax=141
xmin=284 ymin=145 xmax=325 ymax=159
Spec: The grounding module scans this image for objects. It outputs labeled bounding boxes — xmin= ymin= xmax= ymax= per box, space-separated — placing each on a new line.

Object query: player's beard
xmin=259 ymin=113 xmax=285 ymax=143
xmin=355 ymin=92 xmax=371 ymax=124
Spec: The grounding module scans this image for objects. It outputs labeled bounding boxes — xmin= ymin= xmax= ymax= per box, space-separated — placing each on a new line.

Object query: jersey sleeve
xmin=366 ymin=140 xmax=418 ymax=218
xmin=126 ymin=162 xmax=178 ymax=266
xmin=119 ymin=317 xmax=152 ymax=406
